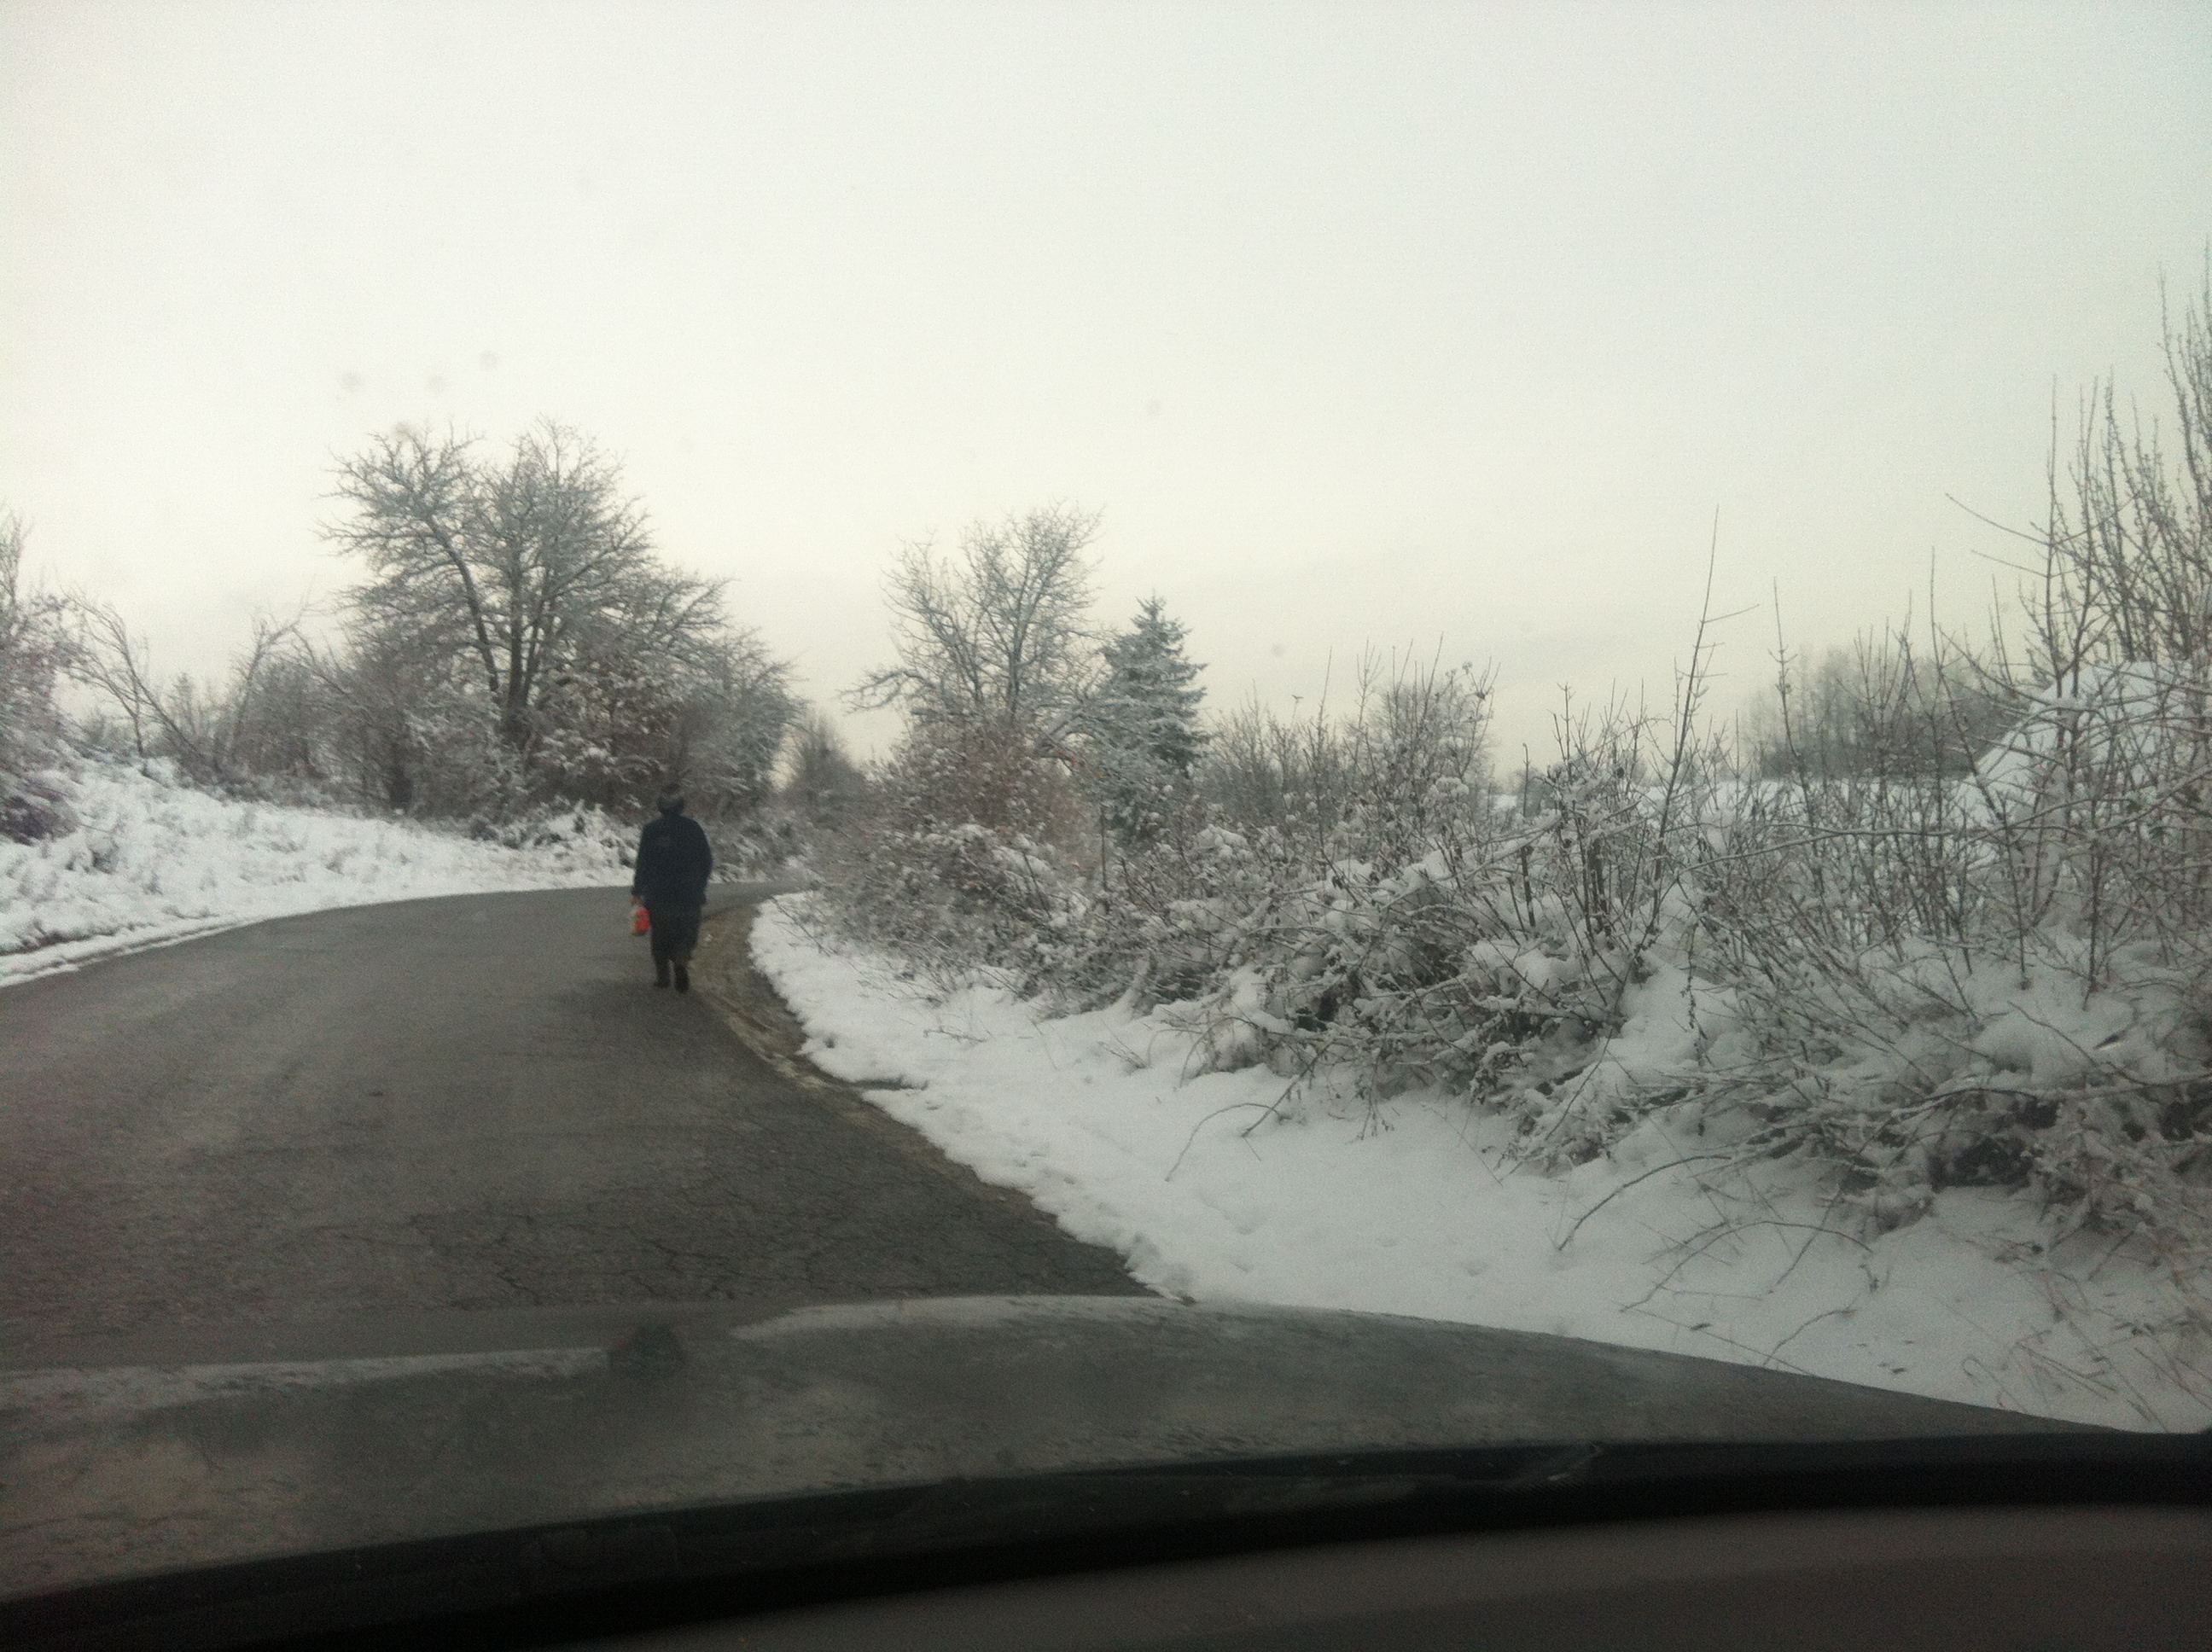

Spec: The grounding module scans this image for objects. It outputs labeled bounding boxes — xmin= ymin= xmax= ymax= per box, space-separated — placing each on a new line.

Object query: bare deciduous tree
xmin=329 ymin=421 xmax=719 ymax=752
xmin=851 ymin=504 xmax=1101 ymax=740
xmin=320 ymin=419 xmax=794 ymax=817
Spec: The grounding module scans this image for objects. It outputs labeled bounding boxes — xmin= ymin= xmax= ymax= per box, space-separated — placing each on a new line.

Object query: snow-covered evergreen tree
xmin=1086 ymin=596 xmax=1207 ymax=844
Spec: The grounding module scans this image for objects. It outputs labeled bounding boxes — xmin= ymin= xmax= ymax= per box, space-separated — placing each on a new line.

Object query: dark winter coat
xmin=632 ymin=813 xmax=713 ymax=911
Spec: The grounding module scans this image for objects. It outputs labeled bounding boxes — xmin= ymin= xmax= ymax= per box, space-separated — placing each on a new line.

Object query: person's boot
xmin=655 ymin=963 xmax=671 ymax=989
xmin=673 ymin=963 xmax=690 ymax=994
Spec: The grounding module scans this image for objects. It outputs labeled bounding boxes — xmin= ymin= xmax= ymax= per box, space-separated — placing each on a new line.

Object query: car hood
xmin=1 ymin=1294 xmax=2082 ymax=1601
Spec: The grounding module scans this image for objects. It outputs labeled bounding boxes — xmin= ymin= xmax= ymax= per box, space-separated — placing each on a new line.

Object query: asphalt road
xmin=0 ymin=887 xmax=1139 ymax=1347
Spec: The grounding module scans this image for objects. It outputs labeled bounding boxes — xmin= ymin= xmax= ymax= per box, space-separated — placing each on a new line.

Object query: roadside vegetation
xmin=800 ymin=276 xmax=2212 ymax=1298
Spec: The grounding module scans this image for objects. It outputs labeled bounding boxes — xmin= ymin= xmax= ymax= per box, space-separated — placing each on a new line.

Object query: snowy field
xmin=754 ymin=894 xmax=2212 ymax=1431
xmin=1 ymin=759 xmax=631 ymax=986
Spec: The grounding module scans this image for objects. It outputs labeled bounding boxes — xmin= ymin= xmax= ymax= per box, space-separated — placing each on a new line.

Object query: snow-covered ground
xmin=754 ymin=894 xmax=2212 ymax=1431
xmin=2 ymin=759 xmax=631 ymax=986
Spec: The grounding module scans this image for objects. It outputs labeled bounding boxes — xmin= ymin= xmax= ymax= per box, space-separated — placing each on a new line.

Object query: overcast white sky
xmin=3 ymin=0 xmax=2208 ymax=759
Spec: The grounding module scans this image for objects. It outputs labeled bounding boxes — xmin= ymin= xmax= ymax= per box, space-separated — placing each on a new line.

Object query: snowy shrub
xmin=0 ymin=512 xmax=75 ymax=841
xmin=825 ymin=630 xmax=2212 ymax=1266
xmin=809 ymin=721 xmax=1089 ymax=990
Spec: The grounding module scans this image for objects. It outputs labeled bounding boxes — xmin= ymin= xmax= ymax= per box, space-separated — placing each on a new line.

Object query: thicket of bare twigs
xmin=0 ymin=511 xmax=76 ymax=841
xmin=813 ymin=279 xmax=2212 ymax=1270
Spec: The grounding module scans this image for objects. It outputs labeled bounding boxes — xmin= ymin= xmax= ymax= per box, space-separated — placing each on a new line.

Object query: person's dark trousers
xmin=648 ymin=905 xmax=703 ymax=992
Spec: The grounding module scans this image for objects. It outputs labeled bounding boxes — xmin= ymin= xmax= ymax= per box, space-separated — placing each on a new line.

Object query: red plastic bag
xmin=631 ymin=902 xmax=650 ymax=936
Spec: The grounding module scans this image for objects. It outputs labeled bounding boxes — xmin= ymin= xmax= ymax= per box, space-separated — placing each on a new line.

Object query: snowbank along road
xmin=1 ymin=886 xmax=1141 ymax=1348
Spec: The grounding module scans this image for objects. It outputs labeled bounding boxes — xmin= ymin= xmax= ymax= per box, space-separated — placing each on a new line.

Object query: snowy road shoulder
xmin=752 ymin=895 xmax=2212 ymax=1431
xmin=1 ymin=759 xmax=632 ymax=986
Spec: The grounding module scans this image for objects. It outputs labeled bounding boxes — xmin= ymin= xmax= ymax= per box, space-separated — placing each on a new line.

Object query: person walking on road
xmin=631 ymin=787 xmax=713 ymax=992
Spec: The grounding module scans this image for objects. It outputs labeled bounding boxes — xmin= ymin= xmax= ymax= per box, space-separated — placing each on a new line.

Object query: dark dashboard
xmin=606 ymin=1505 xmax=2210 ymax=1652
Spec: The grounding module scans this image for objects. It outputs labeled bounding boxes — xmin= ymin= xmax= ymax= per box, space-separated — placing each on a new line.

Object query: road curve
xmin=1 ymin=886 xmax=1140 ymax=1347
